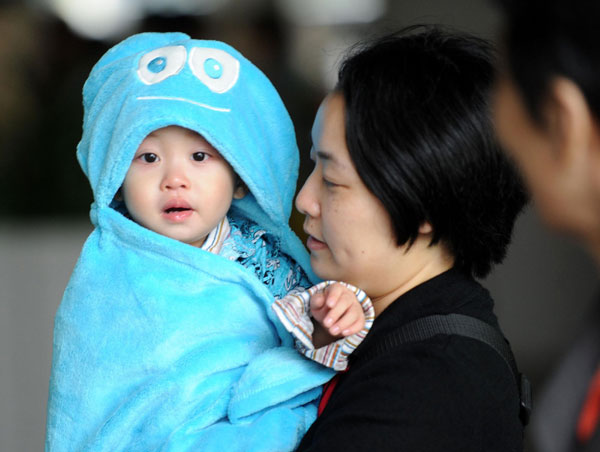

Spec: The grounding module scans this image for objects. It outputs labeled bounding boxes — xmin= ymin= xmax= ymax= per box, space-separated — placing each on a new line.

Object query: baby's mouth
xmin=164 ymin=207 xmax=191 ymax=214
xmin=163 ymin=199 xmax=192 ymax=212
xmin=162 ymin=200 xmax=193 ymax=222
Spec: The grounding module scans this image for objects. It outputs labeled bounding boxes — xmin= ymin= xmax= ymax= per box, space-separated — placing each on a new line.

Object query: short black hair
xmin=496 ymin=0 xmax=600 ymax=123
xmin=335 ymin=24 xmax=527 ymax=278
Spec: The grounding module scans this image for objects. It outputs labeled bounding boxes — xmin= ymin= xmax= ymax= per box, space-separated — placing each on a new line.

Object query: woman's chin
xmin=309 ymin=255 xmax=336 ymax=281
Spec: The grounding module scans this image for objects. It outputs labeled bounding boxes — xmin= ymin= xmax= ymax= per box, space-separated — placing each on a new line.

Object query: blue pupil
xmin=148 ymin=57 xmax=167 ymax=73
xmin=204 ymin=58 xmax=223 ymax=79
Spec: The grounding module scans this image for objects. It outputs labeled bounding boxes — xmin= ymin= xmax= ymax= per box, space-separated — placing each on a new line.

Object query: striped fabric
xmin=201 ymin=217 xmax=231 ymax=254
xmin=203 ymin=219 xmax=374 ymax=370
xmin=272 ymin=281 xmax=375 ymax=371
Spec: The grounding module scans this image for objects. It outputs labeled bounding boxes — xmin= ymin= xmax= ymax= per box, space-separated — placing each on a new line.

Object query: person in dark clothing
xmin=493 ymin=2 xmax=600 ymax=451
xmin=294 ymin=25 xmax=528 ymax=451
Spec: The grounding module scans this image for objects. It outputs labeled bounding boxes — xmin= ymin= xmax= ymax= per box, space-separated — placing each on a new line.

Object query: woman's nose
xmin=161 ymin=163 xmax=190 ymax=190
xmin=295 ymin=171 xmax=320 ymax=217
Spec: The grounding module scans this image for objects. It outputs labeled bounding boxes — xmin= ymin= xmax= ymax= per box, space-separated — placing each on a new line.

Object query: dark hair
xmin=335 ymin=24 xmax=527 ymax=278
xmin=496 ymin=0 xmax=600 ymax=123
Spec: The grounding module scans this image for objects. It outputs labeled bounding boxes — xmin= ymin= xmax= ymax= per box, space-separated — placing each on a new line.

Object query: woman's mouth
xmin=306 ymin=235 xmax=328 ymax=251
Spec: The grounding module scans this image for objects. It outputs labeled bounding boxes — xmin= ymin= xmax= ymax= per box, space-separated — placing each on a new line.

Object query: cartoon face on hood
xmin=77 ymin=32 xmax=300 ymax=235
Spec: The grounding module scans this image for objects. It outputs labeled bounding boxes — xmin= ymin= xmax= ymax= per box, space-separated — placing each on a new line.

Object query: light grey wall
xmin=1 ymin=222 xmax=92 ymax=452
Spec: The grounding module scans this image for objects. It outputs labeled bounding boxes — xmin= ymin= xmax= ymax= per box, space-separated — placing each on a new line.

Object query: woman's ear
xmin=418 ymin=221 xmax=433 ymax=235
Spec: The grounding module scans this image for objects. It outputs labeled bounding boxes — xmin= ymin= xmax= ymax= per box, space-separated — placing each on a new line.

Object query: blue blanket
xmin=45 ymin=32 xmax=333 ymax=451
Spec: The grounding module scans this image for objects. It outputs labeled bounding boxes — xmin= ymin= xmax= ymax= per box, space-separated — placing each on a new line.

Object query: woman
xmin=294 ymin=25 xmax=528 ymax=451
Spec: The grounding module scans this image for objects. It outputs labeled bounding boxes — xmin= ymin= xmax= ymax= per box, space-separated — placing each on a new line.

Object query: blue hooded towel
xmin=45 ymin=32 xmax=333 ymax=452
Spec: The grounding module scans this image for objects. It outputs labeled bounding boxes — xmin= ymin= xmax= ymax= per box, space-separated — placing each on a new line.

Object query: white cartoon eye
xmin=138 ymin=46 xmax=187 ymax=85
xmin=189 ymin=47 xmax=240 ymax=93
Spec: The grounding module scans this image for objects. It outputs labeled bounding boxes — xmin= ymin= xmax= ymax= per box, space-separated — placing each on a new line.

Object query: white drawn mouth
xmin=136 ymin=96 xmax=230 ymax=113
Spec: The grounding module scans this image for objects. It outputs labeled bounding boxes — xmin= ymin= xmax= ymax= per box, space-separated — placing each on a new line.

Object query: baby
xmin=45 ymin=32 xmax=373 ymax=452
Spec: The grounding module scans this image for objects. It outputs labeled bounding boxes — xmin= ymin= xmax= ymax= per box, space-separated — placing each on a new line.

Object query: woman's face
xmin=296 ymin=94 xmax=450 ymax=307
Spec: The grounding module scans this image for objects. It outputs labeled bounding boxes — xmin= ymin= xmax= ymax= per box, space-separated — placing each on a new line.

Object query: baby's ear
xmin=114 ymin=188 xmax=124 ymax=202
xmin=233 ymin=179 xmax=248 ymax=199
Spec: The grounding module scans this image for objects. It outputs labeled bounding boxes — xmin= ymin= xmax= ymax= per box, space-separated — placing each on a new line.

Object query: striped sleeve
xmin=272 ymin=280 xmax=375 ymax=371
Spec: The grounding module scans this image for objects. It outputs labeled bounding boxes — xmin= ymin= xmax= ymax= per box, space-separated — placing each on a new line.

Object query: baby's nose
xmin=161 ymin=165 xmax=190 ymax=190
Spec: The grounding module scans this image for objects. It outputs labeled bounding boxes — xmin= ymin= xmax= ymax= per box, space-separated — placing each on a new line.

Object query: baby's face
xmin=122 ymin=125 xmax=238 ymax=247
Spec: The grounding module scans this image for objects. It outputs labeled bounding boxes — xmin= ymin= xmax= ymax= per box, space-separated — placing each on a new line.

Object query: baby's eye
xmin=139 ymin=153 xmax=158 ymax=163
xmin=192 ymin=152 xmax=208 ymax=162
xmin=138 ymin=46 xmax=186 ymax=85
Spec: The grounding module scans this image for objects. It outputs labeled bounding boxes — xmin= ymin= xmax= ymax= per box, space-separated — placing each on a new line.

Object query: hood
xmin=78 ymin=31 xmax=300 ymax=237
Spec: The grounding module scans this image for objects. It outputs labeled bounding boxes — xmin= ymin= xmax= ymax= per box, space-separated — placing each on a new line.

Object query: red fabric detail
xmin=318 ymin=369 xmax=349 ymax=416
xmin=577 ymin=366 xmax=600 ymax=444
xmin=318 ymin=375 xmax=339 ymax=416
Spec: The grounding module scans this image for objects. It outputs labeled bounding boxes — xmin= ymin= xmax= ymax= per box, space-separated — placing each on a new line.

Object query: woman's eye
xmin=139 ymin=153 xmax=158 ymax=163
xmin=323 ymin=178 xmax=338 ymax=188
xmin=192 ymin=152 xmax=208 ymax=162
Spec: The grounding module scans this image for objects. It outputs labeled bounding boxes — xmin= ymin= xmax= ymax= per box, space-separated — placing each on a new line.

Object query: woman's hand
xmin=310 ymin=283 xmax=365 ymax=345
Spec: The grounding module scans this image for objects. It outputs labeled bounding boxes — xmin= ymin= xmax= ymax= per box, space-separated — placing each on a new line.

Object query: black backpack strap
xmin=353 ymin=313 xmax=532 ymax=426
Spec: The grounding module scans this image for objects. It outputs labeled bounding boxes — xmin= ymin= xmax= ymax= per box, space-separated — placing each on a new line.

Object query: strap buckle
xmin=519 ymin=373 xmax=533 ymax=426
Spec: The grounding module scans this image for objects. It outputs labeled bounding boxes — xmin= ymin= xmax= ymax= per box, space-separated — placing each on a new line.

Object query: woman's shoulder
xmin=332 ymin=273 xmax=524 ymax=450
xmin=309 ymin=336 xmax=523 ymax=451
xmin=349 ymin=289 xmax=520 ymax=419
xmin=352 ymin=327 xmax=516 ymax=390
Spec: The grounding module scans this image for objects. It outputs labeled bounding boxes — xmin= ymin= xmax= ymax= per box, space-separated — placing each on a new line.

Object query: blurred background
xmin=1 ymin=0 xmax=598 ymax=450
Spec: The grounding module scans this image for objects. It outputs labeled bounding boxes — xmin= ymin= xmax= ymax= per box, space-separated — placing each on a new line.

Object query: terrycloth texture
xmin=46 ymin=32 xmax=333 ymax=452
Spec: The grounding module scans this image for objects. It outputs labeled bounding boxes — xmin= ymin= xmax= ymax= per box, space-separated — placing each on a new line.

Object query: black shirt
xmin=297 ymin=267 xmax=524 ymax=451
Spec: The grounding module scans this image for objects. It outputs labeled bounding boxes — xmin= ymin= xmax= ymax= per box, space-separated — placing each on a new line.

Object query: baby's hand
xmin=310 ymin=283 xmax=365 ymax=338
